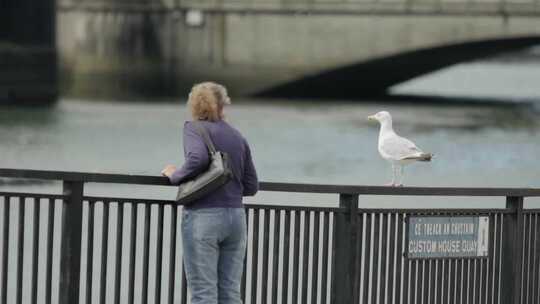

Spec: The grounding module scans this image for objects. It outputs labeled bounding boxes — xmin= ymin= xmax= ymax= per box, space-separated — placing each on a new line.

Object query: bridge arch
xmin=256 ymin=36 xmax=540 ymax=99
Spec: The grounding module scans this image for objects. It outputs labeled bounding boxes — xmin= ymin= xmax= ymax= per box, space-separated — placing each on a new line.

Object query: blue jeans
xmin=182 ymin=208 xmax=247 ymax=304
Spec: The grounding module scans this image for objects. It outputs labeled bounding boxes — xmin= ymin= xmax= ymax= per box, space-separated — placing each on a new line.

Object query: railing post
xmin=59 ymin=181 xmax=84 ymax=304
xmin=501 ymin=196 xmax=524 ymax=304
xmin=331 ymin=193 xmax=359 ymax=304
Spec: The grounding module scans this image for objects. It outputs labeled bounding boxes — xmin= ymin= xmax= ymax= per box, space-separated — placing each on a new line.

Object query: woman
xmin=161 ymin=82 xmax=258 ymax=304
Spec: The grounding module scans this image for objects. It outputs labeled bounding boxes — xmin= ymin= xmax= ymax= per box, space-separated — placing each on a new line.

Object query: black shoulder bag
xmin=175 ymin=121 xmax=233 ymax=205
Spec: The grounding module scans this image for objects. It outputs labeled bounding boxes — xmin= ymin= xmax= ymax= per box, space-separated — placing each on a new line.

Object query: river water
xmin=2 ymin=59 xmax=540 ymax=207
xmin=1 ymin=57 xmax=540 ymax=303
xmin=2 ymin=70 xmax=540 ymax=208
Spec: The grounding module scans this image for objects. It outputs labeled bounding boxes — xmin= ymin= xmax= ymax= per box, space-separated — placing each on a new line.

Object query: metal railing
xmin=0 ymin=168 xmax=540 ymax=304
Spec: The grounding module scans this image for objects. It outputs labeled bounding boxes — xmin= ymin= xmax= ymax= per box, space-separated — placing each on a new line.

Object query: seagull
xmin=368 ymin=111 xmax=432 ymax=186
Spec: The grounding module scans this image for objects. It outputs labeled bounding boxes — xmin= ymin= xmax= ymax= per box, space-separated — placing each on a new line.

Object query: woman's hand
xmin=161 ymin=165 xmax=177 ymax=178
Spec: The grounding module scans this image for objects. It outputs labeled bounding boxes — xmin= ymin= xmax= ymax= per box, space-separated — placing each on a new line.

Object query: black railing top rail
xmin=1 ymin=168 xmax=540 ymax=197
xmin=0 ymin=191 xmax=66 ymax=200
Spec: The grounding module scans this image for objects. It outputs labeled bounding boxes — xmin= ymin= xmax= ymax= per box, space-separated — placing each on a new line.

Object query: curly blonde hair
xmin=188 ymin=82 xmax=231 ymax=121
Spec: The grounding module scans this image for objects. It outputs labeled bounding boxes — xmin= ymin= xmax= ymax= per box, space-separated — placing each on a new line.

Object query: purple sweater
xmin=168 ymin=120 xmax=259 ymax=209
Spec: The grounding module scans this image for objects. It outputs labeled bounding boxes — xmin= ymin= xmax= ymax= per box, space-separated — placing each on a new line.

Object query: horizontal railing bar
xmin=83 ymin=196 xmax=173 ymax=205
xmin=245 ymin=204 xmax=343 ymax=212
xmin=356 ymin=208 xmax=515 ymax=214
xmin=0 ymin=192 xmax=66 ymax=200
xmin=260 ymin=182 xmax=540 ymax=197
xmin=0 ymin=169 xmax=170 ymax=185
xmin=2 ymin=169 xmax=540 ymax=197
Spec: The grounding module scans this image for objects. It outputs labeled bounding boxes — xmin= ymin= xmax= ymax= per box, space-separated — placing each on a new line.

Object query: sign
xmin=406 ymin=216 xmax=489 ymax=259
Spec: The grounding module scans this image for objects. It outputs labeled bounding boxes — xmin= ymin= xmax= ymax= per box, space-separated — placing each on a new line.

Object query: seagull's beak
xmin=367 ymin=115 xmax=376 ymax=121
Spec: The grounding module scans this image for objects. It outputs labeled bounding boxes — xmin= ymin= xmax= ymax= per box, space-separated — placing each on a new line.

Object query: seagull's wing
xmin=380 ymin=135 xmax=424 ymax=160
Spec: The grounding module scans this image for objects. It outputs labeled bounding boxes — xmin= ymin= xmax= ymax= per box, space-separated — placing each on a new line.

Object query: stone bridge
xmin=57 ymin=0 xmax=540 ymax=98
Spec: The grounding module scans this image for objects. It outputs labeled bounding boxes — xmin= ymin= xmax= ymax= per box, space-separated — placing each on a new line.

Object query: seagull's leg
xmin=398 ymin=165 xmax=404 ymax=187
xmin=386 ymin=163 xmax=396 ymax=186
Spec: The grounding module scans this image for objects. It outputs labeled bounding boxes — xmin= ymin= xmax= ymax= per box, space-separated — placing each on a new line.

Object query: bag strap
xmin=193 ymin=121 xmax=217 ymax=154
